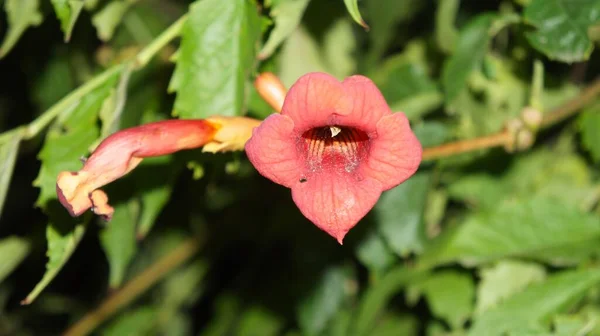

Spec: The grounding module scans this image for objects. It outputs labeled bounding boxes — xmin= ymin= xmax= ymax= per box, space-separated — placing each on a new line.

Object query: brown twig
xmin=421 ymin=76 xmax=600 ymax=160
xmin=62 ymin=237 xmax=203 ymax=336
xmin=422 ymin=131 xmax=512 ymax=160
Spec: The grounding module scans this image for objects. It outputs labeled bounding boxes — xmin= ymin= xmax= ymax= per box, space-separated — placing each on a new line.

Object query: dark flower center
xmin=299 ymin=126 xmax=370 ymax=174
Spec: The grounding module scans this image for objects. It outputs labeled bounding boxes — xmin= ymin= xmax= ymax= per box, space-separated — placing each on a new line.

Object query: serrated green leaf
xmin=0 ymin=237 xmax=30 ymax=284
xmin=25 ymin=75 xmax=118 ymax=304
xmin=23 ymin=219 xmax=86 ymax=304
xmin=579 ymin=104 xmax=600 ymax=163
xmin=297 ymin=266 xmax=350 ymax=336
xmin=91 ymin=0 xmax=134 ymax=42
xmin=352 ymin=267 xmax=428 ymax=336
xmin=0 ymin=132 xmax=21 ymax=220
xmin=102 ymin=306 xmax=157 ymax=336
xmin=100 ymin=198 xmax=139 ymax=288
xmin=475 ymin=260 xmax=546 ymax=315
xmin=0 ymin=0 xmax=43 ymax=58
xmin=442 ymin=13 xmax=495 ymax=102
xmin=343 ymin=0 xmax=368 ymax=29
xmin=259 ymin=0 xmax=311 ymax=59
xmin=34 ymin=78 xmax=117 ymax=208
xmin=524 ymin=0 xmax=600 ymax=63
xmin=468 ymin=269 xmax=600 ymax=335
xmin=98 ymin=65 xmax=132 ymax=139
xmin=412 ymin=270 xmax=475 ymax=329
xmin=169 ymin=0 xmax=261 ymax=118
xmin=50 ymin=0 xmax=84 ymax=42
xmin=418 ymin=197 xmax=600 ymax=268
xmin=376 ymin=172 xmax=431 ymax=257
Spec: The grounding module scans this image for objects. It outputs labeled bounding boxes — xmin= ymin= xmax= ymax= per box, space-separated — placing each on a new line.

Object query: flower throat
xmin=300 ymin=126 xmax=370 ymax=173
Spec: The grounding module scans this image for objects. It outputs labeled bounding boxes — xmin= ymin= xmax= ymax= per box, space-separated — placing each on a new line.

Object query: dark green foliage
xmin=0 ymin=0 xmax=599 ymax=335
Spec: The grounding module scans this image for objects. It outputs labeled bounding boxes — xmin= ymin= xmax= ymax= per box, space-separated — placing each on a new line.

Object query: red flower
xmin=245 ymin=72 xmax=422 ymax=244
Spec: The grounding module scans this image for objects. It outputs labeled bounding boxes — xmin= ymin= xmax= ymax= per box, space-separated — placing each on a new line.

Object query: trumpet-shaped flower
xmin=57 ymin=116 xmax=260 ymax=220
xmin=245 ymin=72 xmax=422 ymax=243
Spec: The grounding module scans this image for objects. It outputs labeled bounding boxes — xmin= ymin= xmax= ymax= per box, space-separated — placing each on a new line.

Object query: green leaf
xmin=524 ymin=0 xmax=600 ymax=63
xmin=369 ymin=313 xmax=419 ymax=336
xmin=33 ymin=78 xmax=117 ymax=208
xmin=355 ymin=229 xmax=396 ymax=276
xmin=237 ymin=306 xmax=284 ymax=336
xmin=0 ymin=0 xmax=43 ymax=58
xmin=160 ymin=259 xmax=208 ymax=311
xmin=279 ymin=25 xmax=328 ymax=87
xmin=169 ymin=0 xmax=261 ymax=118
xmin=364 ymin=0 xmax=423 ymax=64
xmin=418 ymin=197 xmax=600 ymax=268
xmin=25 ymin=75 xmax=118 ymax=304
xmin=100 ymin=199 xmax=139 ymax=288
xmin=579 ymin=104 xmax=600 ymax=162
xmin=135 ymin=156 xmax=179 ymax=239
xmin=468 ymin=269 xmax=600 ymax=335
xmin=50 ymin=0 xmax=84 ymax=42
xmin=435 ymin=0 xmax=460 ymax=53
xmin=258 ymin=0 xmax=311 ymax=59
xmin=102 ymin=306 xmax=157 ymax=336
xmin=91 ymin=0 xmax=134 ymax=42
xmin=413 ymin=122 xmax=451 ymax=148
xmin=412 ymin=270 xmax=475 ymax=329
xmin=475 ymin=260 xmax=546 ymax=315
xmin=23 ymin=219 xmax=86 ymax=304
xmin=343 ymin=0 xmax=368 ymax=29
xmin=0 ymin=132 xmax=21 ymax=219
xmin=297 ymin=266 xmax=350 ymax=336
xmin=351 ymin=267 xmax=428 ymax=336
xmin=442 ymin=13 xmax=495 ymax=102
xmin=447 ymin=55 xmax=528 ymax=138
xmin=0 ymin=237 xmax=30 ymax=284
xmin=552 ymin=315 xmax=591 ymax=335
xmin=448 ymin=149 xmax=596 ymax=211
xmin=376 ymin=173 xmax=431 ymax=257
xmin=322 ymin=18 xmax=356 ymax=79
xmin=98 ymin=66 xmax=133 ymax=139
xmin=372 ymin=50 xmax=442 ymax=120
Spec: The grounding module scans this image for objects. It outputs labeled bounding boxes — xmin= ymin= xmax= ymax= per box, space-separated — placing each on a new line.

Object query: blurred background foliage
xmin=1 ymin=0 xmax=600 ymax=335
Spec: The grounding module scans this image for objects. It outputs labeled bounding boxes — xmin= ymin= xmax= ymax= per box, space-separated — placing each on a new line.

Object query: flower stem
xmin=62 ymin=236 xmax=203 ymax=336
xmin=0 ymin=14 xmax=187 ymax=145
xmin=422 ymin=131 xmax=511 ymax=160
xmin=421 ymin=76 xmax=600 ymax=161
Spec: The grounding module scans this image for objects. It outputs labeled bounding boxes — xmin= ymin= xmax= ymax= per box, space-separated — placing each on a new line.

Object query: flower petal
xmin=281 ymin=72 xmax=348 ymax=131
xmin=362 ymin=112 xmax=422 ymax=190
xmin=245 ymin=114 xmax=303 ymax=188
xmin=291 ymin=173 xmax=382 ymax=244
xmin=334 ymin=75 xmax=393 ymax=132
